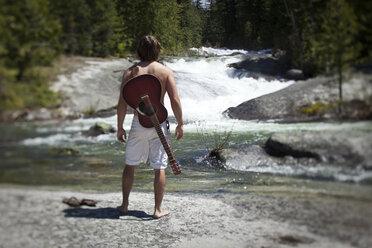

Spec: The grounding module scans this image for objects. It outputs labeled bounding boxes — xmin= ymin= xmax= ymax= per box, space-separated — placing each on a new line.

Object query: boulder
xmin=228 ymin=54 xmax=289 ymax=78
xmin=218 ymin=130 xmax=372 ymax=172
xmin=51 ymin=58 xmax=132 ymax=113
xmin=88 ymin=122 xmax=116 ymax=136
xmin=265 ymin=131 xmax=372 ymax=169
xmin=224 ymin=73 xmax=372 ymax=122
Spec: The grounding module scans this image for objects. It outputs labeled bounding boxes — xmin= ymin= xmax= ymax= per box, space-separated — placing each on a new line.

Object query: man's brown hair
xmin=137 ymin=35 xmax=163 ymax=62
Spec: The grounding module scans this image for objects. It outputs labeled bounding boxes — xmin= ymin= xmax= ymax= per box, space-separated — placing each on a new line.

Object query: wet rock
xmin=87 ymin=121 xmax=116 ymax=136
xmin=220 ymin=144 xmax=281 ymax=169
xmin=25 ymin=108 xmax=52 ymax=121
xmin=0 ymin=107 xmax=82 ymax=122
xmin=265 ymin=131 xmax=372 ymax=169
xmin=228 ymin=54 xmax=289 ymax=78
xmin=277 ymin=235 xmax=314 ymax=245
xmin=207 ymin=148 xmax=226 ymax=163
xmin=224 ymin=73 xmax=372 ymax=122
xmin=285 ymin=69 xmax=305 ymax=80
xmin=50 ymin=147 xmax=81 ymax=156
xmin=219 ymin=130 xmax=372 ymax=172
xmin=0 ymin=109 xmax=30 ymax=122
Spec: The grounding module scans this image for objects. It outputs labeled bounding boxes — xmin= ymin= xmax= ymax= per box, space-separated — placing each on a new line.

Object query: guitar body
xmin=123 ymin=74 xmax=168 ymax=128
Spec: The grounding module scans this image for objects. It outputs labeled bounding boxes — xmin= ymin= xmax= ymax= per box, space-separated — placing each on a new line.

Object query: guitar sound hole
xmin=139 ymin=102 xmax=156 ymax=116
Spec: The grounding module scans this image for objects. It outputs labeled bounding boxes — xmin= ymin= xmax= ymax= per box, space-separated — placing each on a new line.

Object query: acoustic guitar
xmin=122 ymin=74 xmax=181 ymax=175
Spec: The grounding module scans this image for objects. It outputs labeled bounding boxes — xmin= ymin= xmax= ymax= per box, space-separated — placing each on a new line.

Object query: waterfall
xmin=163 ymin=50 xmax=292 ymax=130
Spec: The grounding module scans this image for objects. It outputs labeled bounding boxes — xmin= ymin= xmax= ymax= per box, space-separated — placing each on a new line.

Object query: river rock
xmin=50 ymin=147 xmax=81 ymax=156
xmin=88 ymin=122 xmax=116 ymax=136
xmin=0 ymin=107 xmax=82 ymax=122
xmin=224 ymin=73 xmax=372 ymax=122
xmin=220 ymin=144 xmax=281 ymax=169
xmin=218 ymin=130 xmax=372 ymax=172
xmin=285 ymin=69 xmax=305 ymax=80
xmin=265 ymin=131 xmax=372 ymax=169
xmin=219 ymin=143 xmax=319 ymax=171
xmin=227 ymin=54 xmax=289 ymax=78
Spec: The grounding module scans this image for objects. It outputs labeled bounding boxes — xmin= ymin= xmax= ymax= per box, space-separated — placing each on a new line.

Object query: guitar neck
xmin=150 ymin=115 xmax=176 ymax=162
xmin=141 ymin=95 xmax=181 ymax=175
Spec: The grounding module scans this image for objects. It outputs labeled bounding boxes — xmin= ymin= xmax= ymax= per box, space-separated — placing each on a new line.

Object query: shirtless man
xmin=116 ymin=35 xmax=184 ymax=219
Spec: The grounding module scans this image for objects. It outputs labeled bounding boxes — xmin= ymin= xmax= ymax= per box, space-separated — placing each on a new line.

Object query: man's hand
xmin=174 ymin=124 xmax=183 ymax=141
xmin=117 ymin=128 xmax=127 ymax=143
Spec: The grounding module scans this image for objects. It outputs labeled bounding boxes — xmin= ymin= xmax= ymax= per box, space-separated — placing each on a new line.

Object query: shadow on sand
xmin=63 ymin=207 xmax=154 ymax=221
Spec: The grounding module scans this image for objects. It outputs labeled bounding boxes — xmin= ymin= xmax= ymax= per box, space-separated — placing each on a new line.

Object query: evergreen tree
xmin=350 ymin=0 xmax=372 ymax=63
xmin=151 ymin=0 xmax=182 ymax=54
xmin=87 ymin=0 xmax=120 ymax=57
xmin=179 ymin=0 xmax=203 ymax=48
xmin=116 ymin=0 xmax=154 ymax=52
xmin=315 ymin=0 xmax=360 ymax=112
xmin=50 ymin=0 xmax=91 ymax=55
xmin=1 ymin=0 xmax=61 ymax=80
xmin=203 ymin=0 xmax=225 ymax=47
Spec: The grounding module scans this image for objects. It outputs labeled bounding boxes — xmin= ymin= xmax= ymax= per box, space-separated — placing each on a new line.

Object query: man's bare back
xmin=124 ymin=61 xmax=171 ymax=104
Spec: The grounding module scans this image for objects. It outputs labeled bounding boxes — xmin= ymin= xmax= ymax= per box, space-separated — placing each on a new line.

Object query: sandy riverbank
xmin=0 ymin=185 xmax=371 ymax=248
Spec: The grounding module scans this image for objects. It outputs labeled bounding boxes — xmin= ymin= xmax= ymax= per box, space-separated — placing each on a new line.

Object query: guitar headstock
xmin=170 ymin=160 xmax=181 ymax=175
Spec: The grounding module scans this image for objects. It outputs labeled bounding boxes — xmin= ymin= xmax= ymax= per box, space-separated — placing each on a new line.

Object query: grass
xmin=196 ymin=123 xmax=234 ymax=167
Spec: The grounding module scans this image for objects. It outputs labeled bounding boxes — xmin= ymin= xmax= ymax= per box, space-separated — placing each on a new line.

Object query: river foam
xmin=163 ymin=54 xmax=293 ymax=128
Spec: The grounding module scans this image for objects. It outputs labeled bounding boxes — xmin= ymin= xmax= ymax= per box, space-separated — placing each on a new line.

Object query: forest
xmin=0 ymin=0 xmax=371 ymax=111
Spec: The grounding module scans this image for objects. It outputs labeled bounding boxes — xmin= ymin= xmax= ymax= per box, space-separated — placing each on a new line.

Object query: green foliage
xmin=298 ymin=100 xmax=341 ymax=116
xmin=50 ymin=0 xmax=121 ymax=57
xmin=82 ymin=108 xmax=99 ymax=118
xmin=50 ymin=147 xmax=81 ymax=156
xmin=350 ymin=1 xmax=372 ymax=62
xmin=87 ymin=0 xmax=121 ymax=57
xmin=0 ymin=0 xmax=62 ymax=110
xmin=0 ymin=0 xmax=61 ymax=80
xmin=49 ymin=0 xmax=92 ymax=55
xmin=0 ymin=68 xmax=61 ymax=111
xmin=179 ymin=1 xmax=203 ymax=48
xmin=314 ymin=0 xmax=360 ymax=74
xmin=151 ymin=0 xmax=183 ymax=54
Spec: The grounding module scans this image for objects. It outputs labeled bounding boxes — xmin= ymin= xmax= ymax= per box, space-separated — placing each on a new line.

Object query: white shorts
xmin=125 ymin=116 xmax=169 ymax=169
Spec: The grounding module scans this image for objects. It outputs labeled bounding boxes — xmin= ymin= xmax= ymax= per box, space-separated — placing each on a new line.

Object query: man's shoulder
xmin=156 ymin=63 xmax=174 ymax=78
xmin=154 ymin=61 xmax=172 ymax=71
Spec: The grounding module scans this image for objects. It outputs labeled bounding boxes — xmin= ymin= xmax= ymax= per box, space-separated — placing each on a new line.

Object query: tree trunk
xmin=283 ymin=0 xmax=303 ymax=66
xmin=337 ymin=50 xmax=343 ymax=115
xmin=308 ymin=0 xmax=317 ymax=57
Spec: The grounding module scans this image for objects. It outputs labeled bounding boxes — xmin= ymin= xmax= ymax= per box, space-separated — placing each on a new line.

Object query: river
xmin=0 ymin=47 xmax=371 ymax=200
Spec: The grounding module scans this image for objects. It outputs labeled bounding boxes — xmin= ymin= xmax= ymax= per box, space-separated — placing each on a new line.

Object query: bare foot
xmin=116 ymin=205 xmax=128 ymax=214
xmin=153 ymin=209 xmax=170 ymax=219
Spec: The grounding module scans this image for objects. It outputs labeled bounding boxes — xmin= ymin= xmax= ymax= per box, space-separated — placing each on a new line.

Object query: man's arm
xmin=166 ymin=69 xmax=184 ymax=140
xmin=117 ymin=70 xmax=131 ymax=142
